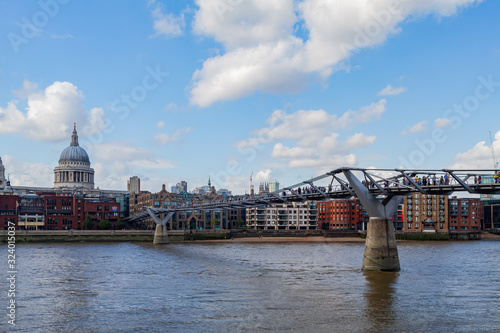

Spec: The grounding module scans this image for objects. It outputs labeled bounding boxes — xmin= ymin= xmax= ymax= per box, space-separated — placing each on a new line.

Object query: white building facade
xmin=246 ymin=202 xmax=318 ymax=230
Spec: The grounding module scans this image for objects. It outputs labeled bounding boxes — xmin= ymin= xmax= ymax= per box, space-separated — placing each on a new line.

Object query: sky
xmin=0 ymin=0 xmax=499 ymax=194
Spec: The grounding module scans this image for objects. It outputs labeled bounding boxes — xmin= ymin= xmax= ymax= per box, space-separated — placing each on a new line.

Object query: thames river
xmin=4 ymin=240 xmax=500 ymax=332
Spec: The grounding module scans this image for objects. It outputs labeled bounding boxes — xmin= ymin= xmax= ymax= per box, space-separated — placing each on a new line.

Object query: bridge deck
xmin=126 ymin=168 xmax=500 ymax=222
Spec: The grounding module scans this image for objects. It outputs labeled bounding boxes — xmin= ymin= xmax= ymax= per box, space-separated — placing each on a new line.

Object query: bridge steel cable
xmin=125 ymin=167 xmax=500 ymax=270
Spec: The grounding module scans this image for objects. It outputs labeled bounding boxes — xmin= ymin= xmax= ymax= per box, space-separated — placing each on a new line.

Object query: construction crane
xmin=490 ymin=131 xmax=499 ymax=169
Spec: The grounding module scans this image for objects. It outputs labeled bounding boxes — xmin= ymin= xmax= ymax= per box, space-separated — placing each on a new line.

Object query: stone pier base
xmin=363 ymin=218 xmax=400 ymax=271
xmin=153 ymin=224 xmax=169 ymax=244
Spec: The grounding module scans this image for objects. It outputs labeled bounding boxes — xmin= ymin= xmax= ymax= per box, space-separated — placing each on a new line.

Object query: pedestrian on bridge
xmin=494 ymin=171 xmax=499 ymax=183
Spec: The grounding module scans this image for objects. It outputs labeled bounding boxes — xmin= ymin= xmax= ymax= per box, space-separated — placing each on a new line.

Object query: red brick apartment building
xmin=0 ymin=193 xmax=120 ymax=230
xmin=448 ymin=197 xmax=483 ymax=231
xmin=318 ymin=199 xmax=366 ymax=231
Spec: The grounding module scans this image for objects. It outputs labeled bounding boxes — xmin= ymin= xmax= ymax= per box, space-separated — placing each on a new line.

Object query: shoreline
xmin=192 ymin=236 xmax=365 ymax=243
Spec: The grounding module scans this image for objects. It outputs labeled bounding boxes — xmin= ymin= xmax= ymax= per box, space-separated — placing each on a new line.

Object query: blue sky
xmin=0 ymin=0 xmax=499 ymax=194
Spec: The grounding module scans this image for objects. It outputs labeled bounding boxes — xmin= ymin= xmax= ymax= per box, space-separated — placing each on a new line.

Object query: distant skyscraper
xmin=172 ymin=181 xmax=188 ymax=194
xmin=127 ymin=176 xmax=141 ymax=194
xmin=217 ymin=188 xmax=232 ymax=196
xmin=268 ymin=181 xmax=280 ymax=193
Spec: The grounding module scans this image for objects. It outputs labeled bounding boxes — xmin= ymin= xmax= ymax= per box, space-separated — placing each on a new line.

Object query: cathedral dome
xmin=59 ymin=145 xmax=90 ymax=163
xmin=54 ymin=123 xmax=95 ymax=190
xmin=58 ymin=124 xmax=90 ymax=164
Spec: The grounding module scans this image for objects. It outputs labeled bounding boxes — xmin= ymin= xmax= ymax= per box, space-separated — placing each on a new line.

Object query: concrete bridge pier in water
xmin=343 ymin=170 xmax=401 ymax=272
xmin=145 ymin=208 xmax=174 ymax=244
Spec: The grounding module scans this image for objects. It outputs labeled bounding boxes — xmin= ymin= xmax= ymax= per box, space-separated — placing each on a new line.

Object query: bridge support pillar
xmin=153 ymin=224 xmax=169 ymax=244
xmin=363 ymin=218 xmax=400 ymax=271
xmin=144 ymin=208 xmax=175 ymax=245
xmin=342 ymin=170 xmax=401 ymax=271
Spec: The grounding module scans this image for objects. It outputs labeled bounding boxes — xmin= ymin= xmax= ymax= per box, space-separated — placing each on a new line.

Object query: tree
xmin=236 ymin=218 xmax=245 ymax=228
xmin=83 ymin=216 xmax=94 ymax=230
xmin=98 ymin=219 xmax=111 ymax=230
xmin=116 ymin=219 xmax=125 ymax=230
xmin=210 ymin=218 xmax=218 ymax=229
xmin=171 ymin=221 xmax=178 ymax=230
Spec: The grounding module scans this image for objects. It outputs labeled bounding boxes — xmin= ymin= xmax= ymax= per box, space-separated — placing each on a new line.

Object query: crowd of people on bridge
xmin=178 ymin=171 xmax=500 ymax=209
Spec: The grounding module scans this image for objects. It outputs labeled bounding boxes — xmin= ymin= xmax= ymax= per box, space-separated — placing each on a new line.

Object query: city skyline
xmin=1 ymin=0 xmax=500 ymax=194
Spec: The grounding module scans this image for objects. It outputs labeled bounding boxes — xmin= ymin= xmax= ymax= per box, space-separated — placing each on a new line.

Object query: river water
xmin=3 ymin=240 xmax=499 ymax=332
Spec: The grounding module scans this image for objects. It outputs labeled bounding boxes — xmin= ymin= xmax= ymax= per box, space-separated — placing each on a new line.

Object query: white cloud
xmin=50 ymin=34 xmax=73 ymax=39
xmin=12 ymin=80 xmax=39 ymax=98
xmin=157 ymin=120 xmax=165 ymax=129
xmin=378 ymin=84 xmax=407 ymax=96
xmin=154 ymin=127 xmax=192 ymax=145
xmin=401 ymin=120 xmax=427 ymax=135
xmin=150 ymin=0 xmax=185 ymax=38
xmin=451 ymin=130 xmax=500 ymax=169
xmin=164 ymin=103 xmax=177 ymax=111
xmin=0 ymin=81 xmax=106 ymax=142
xmin=254 ymin=169 xmax=273 ymax=183
xmin=271 ymin=143 xmax=314 ymax=158
xmin=91 ymin=142 xmax=154 ymax=161
xmin=434 ymin=117 xmax=452 ymax=128
xmin=189 ymin=0 xmax=482 ymax=107
xmin=2 ymin=155 xmax=53 ymax=188
xmin=130 ymin=159 xmax=176 ymax=169
xmin=236 ymin=100 xmax=384 ymax=171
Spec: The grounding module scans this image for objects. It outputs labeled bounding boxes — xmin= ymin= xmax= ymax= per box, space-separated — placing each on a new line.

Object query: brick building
xmin=403 ymin=194 xmax=448 ymax=233
xmin=0 ymin=192 xmax=120 ymax=230
xmin=448 ymin=197 xmax=483 ymax=231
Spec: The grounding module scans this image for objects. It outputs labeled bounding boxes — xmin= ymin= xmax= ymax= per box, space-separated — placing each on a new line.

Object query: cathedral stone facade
xmin=54 ymin=124 xmax=95 ymax=189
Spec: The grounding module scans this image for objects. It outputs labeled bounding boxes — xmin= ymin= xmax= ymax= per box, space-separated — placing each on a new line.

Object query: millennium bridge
xmin=126 ymin=167 xmax=500 ymax=271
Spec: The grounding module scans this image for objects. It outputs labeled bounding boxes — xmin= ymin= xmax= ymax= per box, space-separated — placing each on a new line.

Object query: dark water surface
xmin=3 ymin=240 xmax=499 ymax=332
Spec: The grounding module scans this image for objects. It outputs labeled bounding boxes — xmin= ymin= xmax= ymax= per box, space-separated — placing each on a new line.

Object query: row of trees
xmin=82 ymin=216 xmax=125 ymax=230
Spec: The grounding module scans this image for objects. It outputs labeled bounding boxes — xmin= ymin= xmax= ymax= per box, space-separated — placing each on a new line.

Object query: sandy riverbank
xmin=190 ymin=236 xmax=365 ymax=243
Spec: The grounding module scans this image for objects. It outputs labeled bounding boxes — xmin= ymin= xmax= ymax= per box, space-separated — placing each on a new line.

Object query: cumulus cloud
xmin=149 ymin=0 xmax=185 ymax=37
xmin=434 ymin=117 xmax=453 ymax=128
xmin=154 ymin=127 xmax=192 ymax=145
xmin=1 ymin=155 xmax=53 ymax=187
xmin=0 ymin=81 xmax=106 ymax=142
xmin=451 ymin=130 xmax=500 ymax=169
xmin=401 ymin=120 xmax=427 ymax=135
xmin=378 ymin=84 xmax=407 ymax=96
xmin=236 ymin=99 xmax=385 ymax=170
xmin=189 ymin=0 xmax=482 ymax=107
xmin=91 ymin=142 xmax=154 ymax=161
xmin=12 ymin=80 xmax=38 ymax=98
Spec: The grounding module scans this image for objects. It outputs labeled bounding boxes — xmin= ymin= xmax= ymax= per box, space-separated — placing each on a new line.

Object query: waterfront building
xmin=0 ymin=192 xmax=120 ymax=230
xmin=403 ymin=194 xmax=449 ymax=233
xmin=317 ymin=199 xmax=361 ymax=231
xmin=483 ymin=199 xmax=500 ymax=229
xmin=54 ymin=124 xmax=95 ymax=190
xmin=245 ymin=202 xmax=318 ymax=230
xmin=129 ymin=184 xmax=245 ymax=230
xmin=448 ymin=197 xmax=483 ymax=231
xmin=127 ymin=176 xmax=141 ymax=194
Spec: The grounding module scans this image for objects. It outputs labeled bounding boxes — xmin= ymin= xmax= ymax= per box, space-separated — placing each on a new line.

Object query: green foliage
xmin=98 ymin=219 xmax=111 ymax=230
xmin=210 ymin=218 xmax=218 ymax=229
xmin=171 ymin=221 xmax=178 ymax=230
xmin=115 ymin=219 xmax=125 ymax=230
xmin=236 ymin=218 xmax=245 ymax=228
xmin=83 ymin=216 xmax=94 ymax=230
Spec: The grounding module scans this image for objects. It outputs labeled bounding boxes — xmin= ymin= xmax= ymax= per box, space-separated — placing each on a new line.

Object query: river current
xmin=2 ymin=240 xmax=499 ymax=332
